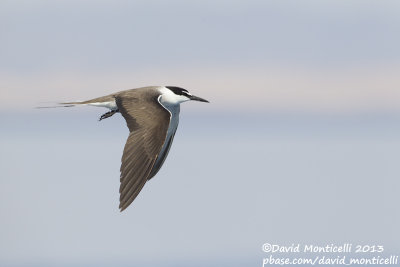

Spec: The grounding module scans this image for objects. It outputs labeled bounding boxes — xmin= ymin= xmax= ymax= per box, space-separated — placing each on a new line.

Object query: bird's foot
xmin=99 ymin=109 xmax=119 ymax=121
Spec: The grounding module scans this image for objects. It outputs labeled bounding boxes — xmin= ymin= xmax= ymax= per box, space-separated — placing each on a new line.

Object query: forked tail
xmin=36 ymin=99 xmax=119 ymax=121
xmin=35 ymin=101 xmax=86 ymax=109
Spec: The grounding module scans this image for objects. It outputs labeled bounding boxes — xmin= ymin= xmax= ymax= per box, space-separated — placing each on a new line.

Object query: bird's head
xmin=159 ymin=86 xmax=209 ymax=105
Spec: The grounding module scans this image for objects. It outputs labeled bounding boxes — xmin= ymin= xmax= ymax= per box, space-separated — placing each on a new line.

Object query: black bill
xmin=189 ymin=95 xmax=209 ymax=103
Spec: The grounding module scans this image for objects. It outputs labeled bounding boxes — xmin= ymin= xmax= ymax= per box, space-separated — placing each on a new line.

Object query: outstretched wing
xmin=115 ymin=92 xmax=171 ymax=211
xmin=148 ymin=128 xmax=177 ymax=180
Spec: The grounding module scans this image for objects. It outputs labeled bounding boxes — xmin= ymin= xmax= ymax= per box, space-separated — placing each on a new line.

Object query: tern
xmin=52 ymin=86 xmax=208 ymax=211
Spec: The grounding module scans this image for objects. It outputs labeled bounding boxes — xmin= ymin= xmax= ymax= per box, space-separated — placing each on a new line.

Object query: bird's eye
xmin=166 ymin=86 xmax=190 ymax=96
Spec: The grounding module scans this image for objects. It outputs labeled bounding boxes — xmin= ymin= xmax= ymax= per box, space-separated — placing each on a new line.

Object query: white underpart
xmin=87 ymin=100 xmax=118 ymax=110
xmin=156 ymin=88 xmax=187 ymax=167
xmin=159 ymin=97 xmax=180 ymax=140
xmin=157 ymin=99 xmax=180 ymax=165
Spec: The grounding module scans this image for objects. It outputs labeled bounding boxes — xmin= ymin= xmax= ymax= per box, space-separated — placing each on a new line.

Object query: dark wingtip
xmin=119 ymin=205 xmax=127 ymax=212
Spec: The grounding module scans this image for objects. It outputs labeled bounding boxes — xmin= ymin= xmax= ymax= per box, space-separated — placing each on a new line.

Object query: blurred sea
xmin=0 ymin=109 xmax=399 ymax=266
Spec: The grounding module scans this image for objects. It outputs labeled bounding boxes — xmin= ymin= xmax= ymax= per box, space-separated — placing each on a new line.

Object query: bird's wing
xmin=148 ymin=130 xmax=177 ymax=180
xmin=115 ymin=94 xmax=171 ymax=211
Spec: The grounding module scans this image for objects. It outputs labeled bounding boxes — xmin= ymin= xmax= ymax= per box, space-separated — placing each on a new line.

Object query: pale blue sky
xmin=1 ymin=0 xmax=400 ymax=111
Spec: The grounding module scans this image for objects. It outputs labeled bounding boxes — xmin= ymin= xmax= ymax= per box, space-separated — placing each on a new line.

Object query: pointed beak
xmin=189 ymin=95 xmax=209 ymax=103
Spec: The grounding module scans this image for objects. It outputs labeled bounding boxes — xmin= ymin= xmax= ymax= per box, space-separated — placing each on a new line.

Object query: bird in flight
xmin=51 ymin=86 xmax=208 ymax=211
